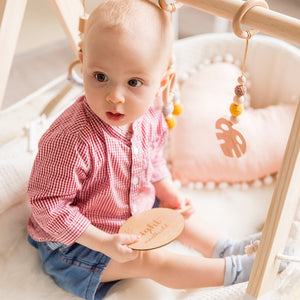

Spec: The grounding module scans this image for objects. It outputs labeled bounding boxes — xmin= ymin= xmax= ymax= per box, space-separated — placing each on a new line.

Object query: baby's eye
xmin=128 ymin=79 xmax=142 ymax=87
xmin=95 ymin=73 xmax=108 ymax=82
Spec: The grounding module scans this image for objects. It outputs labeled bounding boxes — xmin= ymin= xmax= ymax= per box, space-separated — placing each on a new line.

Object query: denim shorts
xmin=28 ymin=236 xmax=118 ymax=300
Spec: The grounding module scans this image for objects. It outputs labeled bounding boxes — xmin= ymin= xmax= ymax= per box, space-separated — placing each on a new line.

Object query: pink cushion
xmin=169 ymin=62 xmax=296 ymax=183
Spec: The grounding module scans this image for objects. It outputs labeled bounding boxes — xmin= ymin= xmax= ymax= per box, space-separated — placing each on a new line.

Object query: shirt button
xmin=132 ymin=177 xmax=139 ymax=185
xmin=132 ymin=146 xmax=139 ymax=155
xmin=131 ymin=203 xmax=138 ymax=214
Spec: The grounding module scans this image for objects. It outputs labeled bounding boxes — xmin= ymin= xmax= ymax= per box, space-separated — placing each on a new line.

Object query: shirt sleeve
xmin=150 ymin=113 xmax=171 ymax=183
xmin=28 ymin=131 xmax=91 ymax=245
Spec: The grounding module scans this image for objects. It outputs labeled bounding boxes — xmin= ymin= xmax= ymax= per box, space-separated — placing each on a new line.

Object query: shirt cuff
xmin=151 ymin=164 xmax=171 ymax=183
xmin=49 ymin=213 xmax=91 ymax=246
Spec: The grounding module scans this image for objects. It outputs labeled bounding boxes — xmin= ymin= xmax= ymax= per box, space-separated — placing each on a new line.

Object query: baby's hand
xmin=153 ymin=178 xmax=195 ymax=218
xmin=176 ymin=198 xmax=195 ymax=218
xmin=160 ymin=194 xmax=195 ymax=218
xmin=103 ymin=233 xmax=140 ymax=263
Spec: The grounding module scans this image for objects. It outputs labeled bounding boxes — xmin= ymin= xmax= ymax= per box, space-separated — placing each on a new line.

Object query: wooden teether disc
xmin=119 ymin=208 xmax=185 ymax=250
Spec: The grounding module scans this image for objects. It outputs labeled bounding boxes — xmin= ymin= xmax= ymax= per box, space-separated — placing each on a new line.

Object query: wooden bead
xmin=78 ymin=15 xmax=88 ymax=33
xmin=163 ymin=103 xmax=174 ymax=115
xmin=233 ymin=95 xmax=244 ymax=105
xmin=230 ymin=103 xmax=244 ymax=117
xmin=238 ymin=75 xmax=246 ymax=85
xmin=235 ymin=84 xmax=247 ymax=97
xmin=230 ymin=115 xmax=240 ymax=124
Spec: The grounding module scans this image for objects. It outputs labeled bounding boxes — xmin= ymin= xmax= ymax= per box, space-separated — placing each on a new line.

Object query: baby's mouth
xmin=106 ymin=111 xmax=125 ymax=122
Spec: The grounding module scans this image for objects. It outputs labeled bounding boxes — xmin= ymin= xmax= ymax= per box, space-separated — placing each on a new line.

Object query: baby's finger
xmin=177 ymin=204 xmax=192 ymax=214
xmin=119 ymin=233 xmax=141 ymax=246
xmin=177 ymin=204 xmax=195 ymax=218
xmin=184 ymin=198 xmax=193 ymax=207
xmin=116 ymin=246 xmax=139 ymax=263
xmin=127 ymin=248 xmax=139 ymax=260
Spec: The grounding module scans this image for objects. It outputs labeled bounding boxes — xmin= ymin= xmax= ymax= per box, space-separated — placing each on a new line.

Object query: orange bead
xmin=166 ymin=117 xmax=176 ymax=129
xmin=173 ymin=103 xmax=183 ymax=115
xmin=230 ymin=103 xmax=244 ymax=117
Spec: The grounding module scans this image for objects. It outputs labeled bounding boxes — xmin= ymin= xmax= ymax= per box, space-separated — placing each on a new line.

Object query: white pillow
xmin=0 ymin=152 xmax=34 ymax=214
xmin=0 ymin=106 xmax=68 ymax=214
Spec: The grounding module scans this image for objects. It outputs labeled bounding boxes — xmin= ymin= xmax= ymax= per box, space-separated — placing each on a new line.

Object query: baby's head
xmin=80 ymin=0 xmax=174 ymax=129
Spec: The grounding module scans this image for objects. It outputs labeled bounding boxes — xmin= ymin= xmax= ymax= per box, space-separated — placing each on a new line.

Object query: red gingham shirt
xmin=27 ymin=96 xmax=170 ymax=245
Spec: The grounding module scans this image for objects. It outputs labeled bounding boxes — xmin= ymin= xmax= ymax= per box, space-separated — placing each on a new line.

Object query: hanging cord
xmin=82 ymin=0 xmax=86 ymax=16
xmin=79 ymin=0 xmax=88 ymax=39
xmin=241 ymin=30 xmax=252 ymax=77
xmin=232 ymin=0 xmax=269 ymax=77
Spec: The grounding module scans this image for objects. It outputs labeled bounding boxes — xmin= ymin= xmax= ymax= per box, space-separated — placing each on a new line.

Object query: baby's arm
xmin=29 ymin=131 xmax=139 ymax=262
xmin=153 ymin=177 xmax=194 ymax=217
xmin=76 ymin=224 xmax=140 ymax=263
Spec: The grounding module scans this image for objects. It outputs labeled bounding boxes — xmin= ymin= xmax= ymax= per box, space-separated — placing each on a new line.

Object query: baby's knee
xmin=137 ymin=248 xmax=168 ymax=275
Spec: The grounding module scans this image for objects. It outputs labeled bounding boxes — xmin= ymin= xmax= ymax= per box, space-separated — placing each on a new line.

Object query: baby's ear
xmin=157 ymin=69 xmax=175 ymax=96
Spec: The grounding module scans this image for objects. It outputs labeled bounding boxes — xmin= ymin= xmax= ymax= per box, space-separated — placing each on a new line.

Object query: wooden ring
xmin=232 ymin=0 xmax=269 ymax=39
xmin=67 ymin=59 xmax=83 ymax=86
xmin=68 ymin=59 xmax=81 ymax=76
xmin=158 ymin=0 xmax=183 ymax=13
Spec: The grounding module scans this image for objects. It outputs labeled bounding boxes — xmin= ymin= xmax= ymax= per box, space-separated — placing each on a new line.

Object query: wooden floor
xmin=3 ymin=0 xmax=300 ymax=109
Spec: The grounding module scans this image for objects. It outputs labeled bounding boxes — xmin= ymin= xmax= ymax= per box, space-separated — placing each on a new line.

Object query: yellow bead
xmin=173 ymin=103 xmax=183 ymax=115
xmin=166 ymin=117 xmax=176 ymax=129
xmin=230 ymin=103 xmax=244 ymax=117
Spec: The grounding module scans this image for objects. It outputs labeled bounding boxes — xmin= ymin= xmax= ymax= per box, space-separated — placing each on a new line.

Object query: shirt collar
xmin=82 ymin=96 xmax=141 ymax=144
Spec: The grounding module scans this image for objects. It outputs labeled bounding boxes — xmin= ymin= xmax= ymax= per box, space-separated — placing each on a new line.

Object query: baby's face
xmin=82 ymin=26 xmax=168 ymax=129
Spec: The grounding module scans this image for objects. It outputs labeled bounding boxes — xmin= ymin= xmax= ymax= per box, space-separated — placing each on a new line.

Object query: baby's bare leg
xmin=102 ymin=248 xmax=225 ymax=289
xmin=177 ymin=214 xmax=223 ymax=257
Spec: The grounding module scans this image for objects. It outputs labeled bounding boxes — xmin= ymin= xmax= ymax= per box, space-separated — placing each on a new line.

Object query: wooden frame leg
xmin=246 ymin=102 xmax=300 ymax=299
xmin=0 ymin=0 xmax=27 ymax=109
xmin=0 ymin=0 xmax=7 ymax=22
xmin=49 ymin=0 xmax=83 ymax=57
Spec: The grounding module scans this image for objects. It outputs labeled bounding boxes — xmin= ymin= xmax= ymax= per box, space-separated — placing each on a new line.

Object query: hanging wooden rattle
xmin=215 ymin=0 xmax=269 ymax=158
xmin=67 ymin=0 xmax=88 ymax=86
xmin=158 ymin=1 xmax=184 ymax=129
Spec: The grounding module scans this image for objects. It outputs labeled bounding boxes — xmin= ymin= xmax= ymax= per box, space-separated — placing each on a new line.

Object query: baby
xmin=27 ymin=0 xmax=259 ymax=299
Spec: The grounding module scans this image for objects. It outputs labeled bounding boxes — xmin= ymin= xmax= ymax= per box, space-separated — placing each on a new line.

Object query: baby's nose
xmin=106 ymin=86 xmax=125 ymax=104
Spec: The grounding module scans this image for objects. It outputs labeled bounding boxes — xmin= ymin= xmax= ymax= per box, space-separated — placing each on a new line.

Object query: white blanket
xmin=2 ymin=183 xmax=297 ymax=300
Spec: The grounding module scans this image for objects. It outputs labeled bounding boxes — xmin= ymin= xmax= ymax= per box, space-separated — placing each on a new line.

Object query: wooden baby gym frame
xmin=0 ymin=0 xmax=299 ymax=299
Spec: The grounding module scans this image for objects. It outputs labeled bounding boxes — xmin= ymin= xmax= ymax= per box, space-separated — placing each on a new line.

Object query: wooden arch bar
xmin=177 ymin=0 xmax=300 ymax=46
